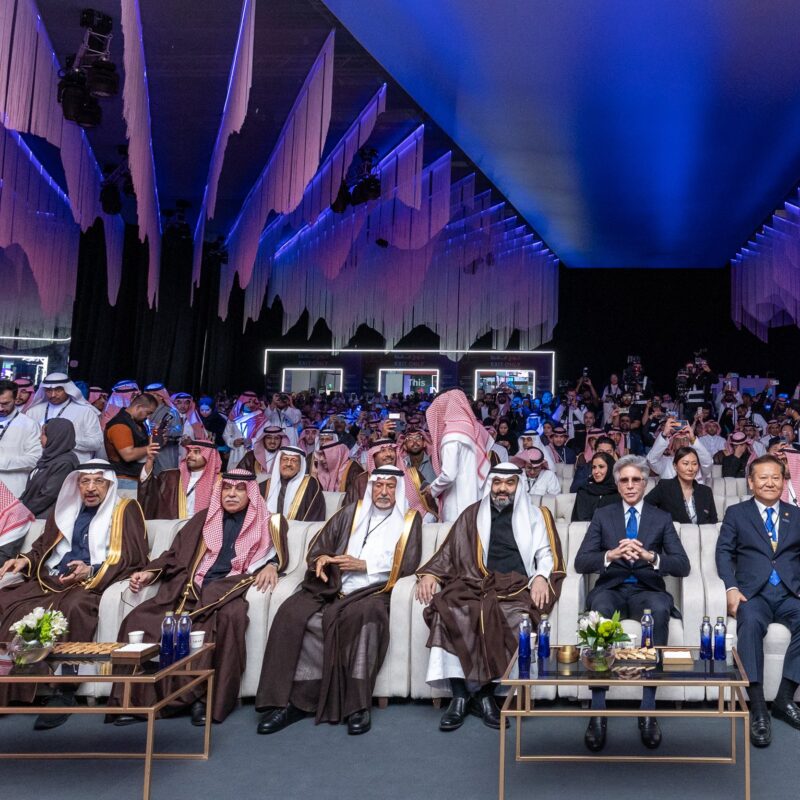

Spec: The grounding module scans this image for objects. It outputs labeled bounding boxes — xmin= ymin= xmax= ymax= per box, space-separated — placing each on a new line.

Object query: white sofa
xmin=322 ymin=491 xmax=345 ymax=519
xmin=556 ymin=521 xmax=705 ymax=702
xmin=408 ymin=520 xmax=567 ymax=702
xmin=698 ymin=521 xmax=800 ymax=702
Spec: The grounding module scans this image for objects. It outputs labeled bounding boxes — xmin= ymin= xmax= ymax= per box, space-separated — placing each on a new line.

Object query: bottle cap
xmin=521 ymin=613 xmax=530 ymax=619
xmin=541 ymin=613 xmax=549 ymax=619
xmin=165 ymin=611 xmax=174 ymax=616
xmin=717 ymin=616 xmax=725 ymax=622
xmin=703 ymin=615 xmax=710 ymax=621
xmin=643 ymin=608 xmax=652 ymax=614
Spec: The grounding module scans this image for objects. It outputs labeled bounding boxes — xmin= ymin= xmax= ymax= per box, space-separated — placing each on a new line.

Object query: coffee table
xmin=0 ymin=642 xmax=215 ymax=800
xmin=497 ymin=645 xmax=750 ymax=800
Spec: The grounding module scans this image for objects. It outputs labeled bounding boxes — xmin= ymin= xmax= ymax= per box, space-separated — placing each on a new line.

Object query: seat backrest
xmin=561 ymin=463 xmax=575 ymax=479
xmin=117 ymin=488 xmax=138 ymax=500
xmin=322 ymin=491 xmax=344 ymax=519
xmin=419 ymin=521 xmax=454 ymax=565
xmin=554 ymin=493 xmax=576 ymax=522
xmin=711 ymin=464 xmax=722 ymax=479
xmin=566 ymin=521 xmax=590 ymax=569
xmin=540 ymin=494 xmax=556 ymax=517
xmin=18 ymin=519 xmax=46 ymax=553
xmin=553 ymin=463 xmax=565 ymax=478
xmin=527 ymin=494 xmax=543 ymax=507
xmin=147 ymin=519 xmax=189 ymax=559
xmin=723 ymin=477 xmax=741 ymax=496
xmin=560 ymin=475 xmax=573 ymax=494
xmin=286 ymin=520 xmax=325 ymax=573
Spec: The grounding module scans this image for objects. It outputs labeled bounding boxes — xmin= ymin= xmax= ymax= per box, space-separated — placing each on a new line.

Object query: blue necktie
xmin=625 ymin=507 xmax=638 ymax=583
xmin=765 ymin=508 xmax=781 ymax=586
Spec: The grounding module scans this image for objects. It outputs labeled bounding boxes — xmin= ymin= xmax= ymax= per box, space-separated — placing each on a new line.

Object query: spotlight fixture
xmin=57 ymin=9 xmax=119 ymax=128
xmin=329 ymin=147 xmax=382 ymax=211
xmin=99 ymin=149 xmax=132 ymax=214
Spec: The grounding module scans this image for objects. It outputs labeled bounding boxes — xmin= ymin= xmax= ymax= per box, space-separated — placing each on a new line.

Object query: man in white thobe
xmin=0 ymin=380 xmax=42 ymax=497
xmin=25 ymin=373 xmax=103 ymax=463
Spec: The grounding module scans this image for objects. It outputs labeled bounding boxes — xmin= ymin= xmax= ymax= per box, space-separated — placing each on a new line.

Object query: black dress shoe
xmin=639 ymin=717 xmax=662 ymax=749
xmin=469 ymin=694 xmax=508 ymax=729
xmin=256 ymin=704 xmax=306 ymax=735
xmin=347 ymin=709 xmax=371 ymax=735
xmin=772 ymin=700 xmax=800 ymax=731
xmin=191 ymin=701 xmax=207 ymax=727
xmin=584 ymin=717 xmax=607 ymax=752
xmin=113 ymin=714 xmax=145 ymax=727
xmin=33 ymin=692 xmax=77 ymax=731
xmin=439 ymin=697 xmax=468 ymax=731
xmin=750 ymin=711 xmax=772 ymax=748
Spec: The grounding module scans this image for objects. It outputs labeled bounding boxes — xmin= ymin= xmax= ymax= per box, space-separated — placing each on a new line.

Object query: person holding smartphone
xmin=646 ymin=417 xmax=713 ymax=484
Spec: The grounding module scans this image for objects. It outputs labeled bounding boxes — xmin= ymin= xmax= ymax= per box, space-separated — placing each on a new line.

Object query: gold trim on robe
xmin=286 ymin=476 xmax=311 ymax=520
xmin=380 ymin=510 xmax=419 ymax=593
xmin=84 ymin=499 xmax=139 ymax=590
xmin=270 ymin=514 xmax=286 ymax=571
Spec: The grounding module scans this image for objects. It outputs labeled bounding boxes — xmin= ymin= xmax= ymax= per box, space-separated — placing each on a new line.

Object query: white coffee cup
xmin=128 ymin=631 xmax=145 ymax=644
xmin=190 ymin=631 xmax=206 ymax=650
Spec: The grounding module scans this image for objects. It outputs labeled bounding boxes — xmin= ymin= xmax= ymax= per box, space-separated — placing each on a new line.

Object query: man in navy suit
xmin=716 ymin=454 xmax=800 ymax=747
xmin=575 ymin=455 xmax=690 ymax=752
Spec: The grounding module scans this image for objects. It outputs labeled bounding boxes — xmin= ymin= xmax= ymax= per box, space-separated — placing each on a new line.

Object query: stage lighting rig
xmin=163 ymin=200 xmax=192 ymax=241
xmin=330 ymin=147 xmax=382 ymax=212
xmin=99 ymin=147 xmax=133 ymax=215
xmin=57 ymin=9 xmax=119 ymax=128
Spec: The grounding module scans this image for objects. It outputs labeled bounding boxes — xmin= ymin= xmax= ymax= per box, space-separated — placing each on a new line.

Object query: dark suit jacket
xmin=644 ymin=478 xmax=718 ymax=525
xmin=715 ymin=499 xmax=800 ymax=599
xmin=574 ymin=501 xmax=691 ymax=598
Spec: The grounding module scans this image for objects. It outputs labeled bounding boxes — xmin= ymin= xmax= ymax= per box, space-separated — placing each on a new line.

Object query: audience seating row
xmin=11 ymin=491 xmax=793 ymax=707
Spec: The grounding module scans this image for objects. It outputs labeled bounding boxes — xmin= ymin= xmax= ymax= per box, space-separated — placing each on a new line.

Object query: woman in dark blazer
xmin=644 ymin=446 xmax=718 ymax=524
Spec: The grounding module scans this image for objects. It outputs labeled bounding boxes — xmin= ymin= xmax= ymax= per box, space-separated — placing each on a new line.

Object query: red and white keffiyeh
xmin=425 ymin=389 xmax=492 ymax=483
xmin=366 ymin=440 xmax=398 ymax=473
xmin=583 ymin=428 xmax=606 ymax=462
xmin=100 ymin=380 xmax=140 ymax=430
xmin=0 ymin=479 xmax=34 ymax=549
xmin=195 ymin=469 xmax=273 ymax=586
xmin=179 ymin=443 xmax=222 ymax=513
xmin=781 ymin=449 xmax=800 ymax=506
xmin=315 ymin=443 xmax=352 ymax=491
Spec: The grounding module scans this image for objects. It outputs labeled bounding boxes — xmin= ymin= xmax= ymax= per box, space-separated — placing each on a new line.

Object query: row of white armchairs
xmin=15 ymin=493 xmax=789 ymax=706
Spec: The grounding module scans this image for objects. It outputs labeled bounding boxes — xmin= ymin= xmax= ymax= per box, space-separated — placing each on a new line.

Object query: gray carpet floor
xmin=0 ymin=700 xmax=794 ymax=800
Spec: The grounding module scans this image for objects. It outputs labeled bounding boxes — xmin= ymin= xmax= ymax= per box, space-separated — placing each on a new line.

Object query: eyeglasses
xmin=78 ymin=477 xmax=108 ymax=488
xmin=617 ymin=477 xmax=644 ymax=485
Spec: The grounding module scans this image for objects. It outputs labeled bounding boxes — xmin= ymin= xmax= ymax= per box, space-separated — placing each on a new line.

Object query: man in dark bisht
xmin=138 ymin=439 xmax=222 ymax=520
xmin=343 ymin=438 xmax=399 ymax=505
xmin=0 ymin=460 xmax=148 ymax=728
xmin=260 ymin=445 xmax=325 ymax=521
xmin=110 ymin=469 xmax=288 ymax=726
xmin=18 ymin=418 xmax=79 ymax=519
xmin=255 ymin=465 xmax=422 ymax=736
xmin=415 ymin=462 xmax=566 ymax=732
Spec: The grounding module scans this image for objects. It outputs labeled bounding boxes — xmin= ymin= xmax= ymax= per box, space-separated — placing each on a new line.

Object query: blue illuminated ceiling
xmin=323 ymin=0 xmax=800 ymax=268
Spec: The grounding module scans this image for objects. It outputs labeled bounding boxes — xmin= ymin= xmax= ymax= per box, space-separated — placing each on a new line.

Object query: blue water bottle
xmin=640 ymin=609 xmax=654 ymax=648
xmin=175 ymin=612 xmax=192 ymax=660
xmin=159 ymin=611 xmax=176 ymax=669
xmin=713 ymin=616 xmax=727 ymax=661
xmin=700 ymin=616 xmax=713 ymax=660
xmin=518 ymin=614 xmax=532 ymax=679
xmin=537 ymin=614 xmax=551 ymax=660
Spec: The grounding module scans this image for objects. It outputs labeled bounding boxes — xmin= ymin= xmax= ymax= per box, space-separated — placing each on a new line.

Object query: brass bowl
xmin=557 ymin=645 xmax=578 ymax=664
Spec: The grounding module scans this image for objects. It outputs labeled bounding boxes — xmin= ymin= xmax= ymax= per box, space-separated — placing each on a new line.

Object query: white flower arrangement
xmin=11 ymin=607 xmax=68 ymax=646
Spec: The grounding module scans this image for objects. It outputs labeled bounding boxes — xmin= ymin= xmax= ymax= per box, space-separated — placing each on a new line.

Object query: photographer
xmin=646 ymin=416 xmax=713 ymax=484
xmin=601 ymin=373 xmax=623 ymax=424
xmin=265 ymin=392 xmax=302 ymax=445
xmin=552 ymin=387 xmax=586 ymax=440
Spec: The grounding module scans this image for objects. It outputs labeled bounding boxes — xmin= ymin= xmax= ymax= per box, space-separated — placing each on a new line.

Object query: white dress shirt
xmin=525 ymin=469 xmax=561 ymax=497
xmin=604 ymin=500 xmax=660 ymax=570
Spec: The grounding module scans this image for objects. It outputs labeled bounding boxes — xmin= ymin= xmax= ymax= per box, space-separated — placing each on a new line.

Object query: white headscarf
xmin=348 ymin=465 xmax=408 ymax=555
xmin=475 ymin=462 xmax=553 ymax=582
xmin=45 ymin=460 xmax=119 ymax=572
xmin=28 ymin=372 xmax=93 ymax=410
xmin=266 ymin=446 xmax=307 ymax=515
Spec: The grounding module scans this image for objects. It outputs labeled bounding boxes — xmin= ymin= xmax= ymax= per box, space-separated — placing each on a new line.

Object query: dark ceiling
xmin=34 ymin=0 xmax=800 ymax=269
xmin=34 ymin=0 xmax=490 ymax=243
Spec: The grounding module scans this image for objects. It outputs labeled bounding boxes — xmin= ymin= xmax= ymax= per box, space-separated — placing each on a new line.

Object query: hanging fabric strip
xmin=191 ymin=0 xmax=257 ymax=297
xmin=0 ymin=0 xmax=126 ymax=305
xmin=0 ymin=122 xmax=81 ymax=323
xmin=218 ymin=30 xmax=335 ymax=318
xmin=121 ymin=0 xmax=162 ymax=308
